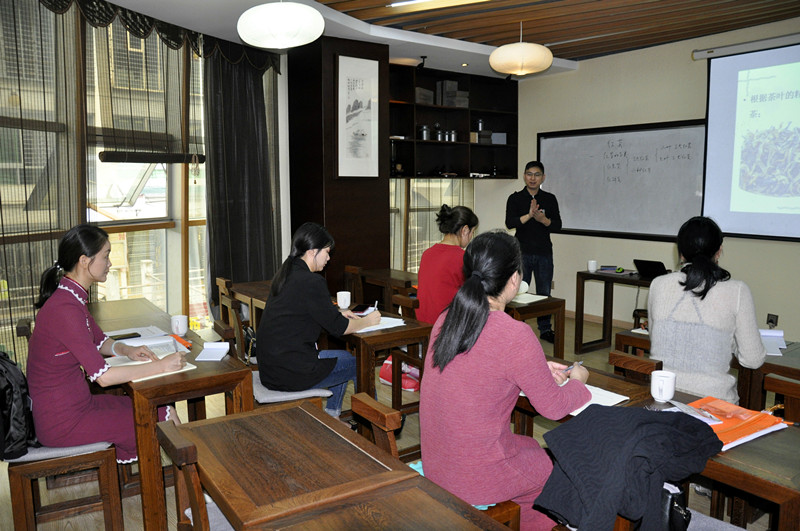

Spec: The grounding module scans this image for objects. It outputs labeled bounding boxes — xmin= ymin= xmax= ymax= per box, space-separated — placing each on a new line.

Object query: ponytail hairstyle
xmin=435 ymin=204 xmax=479 ymax=236
xmin=431 ymin=231 xmax=521 ymax=371
xmin=270 ymin=222 xmax=335 ymax=297
xmin=677 ymin=216 xmax=730 ymax=300
xmin=35 ymin=224 xmax=109 ymax=309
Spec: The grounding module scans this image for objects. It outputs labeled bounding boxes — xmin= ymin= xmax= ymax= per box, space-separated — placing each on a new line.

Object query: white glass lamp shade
xmin=237 ymin=2 xmax=325 ymax=50
xmin=489 ymin=42 xmax=553 ymax=76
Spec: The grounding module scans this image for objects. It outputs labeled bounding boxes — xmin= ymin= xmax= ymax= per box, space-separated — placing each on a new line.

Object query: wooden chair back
xmin=391 ymin=293 xmax=419 ymax=320
xmin=219 ymin=293 xmax=247 ymax=366
xmin=764 ymin=373 xmax=800 ymax=422
xmin=350 ymin=393 xmax=520 ymax=531
xmin=343 ymin=265 xmax=365 ymax=304
xmin=607 ymin=350 xmax=662 ymax=383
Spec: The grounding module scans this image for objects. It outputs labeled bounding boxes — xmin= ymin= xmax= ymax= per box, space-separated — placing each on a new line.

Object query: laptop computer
xmin=633 ymin=259 xmax=669 ymax=280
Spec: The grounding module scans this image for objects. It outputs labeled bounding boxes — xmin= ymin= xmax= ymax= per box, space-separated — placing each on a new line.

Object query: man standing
xmin=505 ymin=161 xmax=562 ymax=342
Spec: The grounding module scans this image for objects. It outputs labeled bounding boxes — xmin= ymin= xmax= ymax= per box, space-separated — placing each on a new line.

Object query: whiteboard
xmin=538 ymin=121 xmax=705 ymax=239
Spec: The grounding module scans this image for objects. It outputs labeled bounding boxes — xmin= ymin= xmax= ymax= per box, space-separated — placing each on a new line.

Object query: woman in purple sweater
xmin=420 ymin=231 xmax=590 ymax=530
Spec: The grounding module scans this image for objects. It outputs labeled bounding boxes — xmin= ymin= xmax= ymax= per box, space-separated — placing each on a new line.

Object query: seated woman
xmin=256 ymin=222 xmax=380 ymax=418
xmin=419 ymin=231 xmax=590 ymax=530
xmin=27 ymin=224 xmax=186 ymax=463
xmin=648 ymin=216 xmax=766 ymax=404
xmin=415 ymin=204 xmax=479 ymax=324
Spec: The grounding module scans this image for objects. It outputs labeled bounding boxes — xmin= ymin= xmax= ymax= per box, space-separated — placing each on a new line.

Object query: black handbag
xmin=661 ymin=483 xmax=691 ymax=531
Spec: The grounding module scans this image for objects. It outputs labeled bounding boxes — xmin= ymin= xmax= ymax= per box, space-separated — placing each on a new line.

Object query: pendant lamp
xmin=489 ymin=22 xmax=553 ymax=76
xmin=237 ymin=1 xmax=325 ymax=50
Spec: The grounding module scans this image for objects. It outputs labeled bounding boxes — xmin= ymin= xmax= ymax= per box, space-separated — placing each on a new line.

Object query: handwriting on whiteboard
xmin=603 ymin=139 xmax=695 ymax=183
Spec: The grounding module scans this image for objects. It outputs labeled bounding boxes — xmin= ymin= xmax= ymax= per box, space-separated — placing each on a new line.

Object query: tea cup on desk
xmin=650 ymin=370 xmax=676 ymax=403
xmin=587 ymin=260 xmax=598 ymax=273
xmin=336 ymin=291 xmax=351 ymax=309
xmin=171 ymin=314 xmax=189 ymax=336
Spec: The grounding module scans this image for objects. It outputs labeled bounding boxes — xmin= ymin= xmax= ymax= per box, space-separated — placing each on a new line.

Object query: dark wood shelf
xmin=388 ymin=64 xmax=517 ymax=180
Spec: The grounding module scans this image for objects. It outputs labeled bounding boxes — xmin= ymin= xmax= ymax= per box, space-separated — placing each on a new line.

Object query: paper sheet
xmin=519 ymin=383 xmax=629 ymax=416
xmin=106 ymin=326 xmax=168 ymax=339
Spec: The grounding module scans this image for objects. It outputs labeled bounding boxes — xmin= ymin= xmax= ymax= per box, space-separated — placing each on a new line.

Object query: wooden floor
xmin=0 ymin=318 xmax=770 ymax=529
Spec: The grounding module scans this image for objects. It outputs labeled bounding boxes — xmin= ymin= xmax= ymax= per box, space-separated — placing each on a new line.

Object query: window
xmin=390 ymin=178 xmax=474 ymax=272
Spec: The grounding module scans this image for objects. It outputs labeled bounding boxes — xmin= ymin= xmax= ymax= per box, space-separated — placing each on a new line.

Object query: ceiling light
xmin=237 ymin=2 xmax=325 ymax=50
xmin=489 ymin=23 xmax=553 ymax=76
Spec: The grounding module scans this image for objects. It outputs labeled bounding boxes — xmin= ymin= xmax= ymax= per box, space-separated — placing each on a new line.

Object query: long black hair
xmin=677 ymin=216 xmax=730 ymax=300
xmin=270 ymin=222 xmax=335 ymax=297
xmin=435 ymin=204 xmax=479 ymax=235
xmin=35 ymin=224 xmax=109 ymax=309
xmin=431 ymin=231 xmax=522 ymax=371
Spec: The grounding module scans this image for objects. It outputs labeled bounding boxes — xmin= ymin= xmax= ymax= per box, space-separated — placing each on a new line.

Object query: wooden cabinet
xmin=389 ymin=65 xmax=517 ymax=179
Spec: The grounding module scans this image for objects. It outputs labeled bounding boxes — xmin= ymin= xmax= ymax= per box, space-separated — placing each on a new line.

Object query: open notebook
xmin=106 ymin=336 xmax=196 ymax=382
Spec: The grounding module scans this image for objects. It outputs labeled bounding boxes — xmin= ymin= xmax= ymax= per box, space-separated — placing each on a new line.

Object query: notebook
xmin=633 ymin=259 xmax=669 ymax=280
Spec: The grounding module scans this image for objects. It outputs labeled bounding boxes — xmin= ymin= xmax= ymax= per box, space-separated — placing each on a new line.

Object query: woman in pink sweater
xmin=420 ymin=231 xmax=590 ymax=530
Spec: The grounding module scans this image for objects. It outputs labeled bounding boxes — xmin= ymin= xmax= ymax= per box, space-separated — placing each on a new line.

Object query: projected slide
xmin=705 ymin=43 xmax=800 ymax=240
xmin=732 ymin=62 xmax=800 ymax=208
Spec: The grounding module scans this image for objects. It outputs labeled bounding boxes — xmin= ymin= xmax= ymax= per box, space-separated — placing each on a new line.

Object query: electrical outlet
xmin=767 ymin=313 xmax=779 ymax=328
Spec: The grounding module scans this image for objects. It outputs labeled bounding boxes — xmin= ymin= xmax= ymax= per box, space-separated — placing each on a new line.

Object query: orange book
xmin=689 ymin=396 xmax=787 ymax=451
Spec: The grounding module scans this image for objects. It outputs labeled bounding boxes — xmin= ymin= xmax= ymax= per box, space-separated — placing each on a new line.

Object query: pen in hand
xmin=561 ymin=361 xmax=584 ymax=373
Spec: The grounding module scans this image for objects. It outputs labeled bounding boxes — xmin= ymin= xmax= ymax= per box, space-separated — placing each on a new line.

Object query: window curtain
xmin=202 ymin=38 xmax=280 ymax=300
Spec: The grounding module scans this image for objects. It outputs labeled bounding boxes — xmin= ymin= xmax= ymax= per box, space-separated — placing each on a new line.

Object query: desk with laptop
xmin=574 ymin=259 xmax=668 ymax=354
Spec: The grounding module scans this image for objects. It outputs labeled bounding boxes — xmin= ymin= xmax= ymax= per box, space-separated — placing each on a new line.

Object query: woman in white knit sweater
xmin=648 ymin=216 xmax=765 ymax=404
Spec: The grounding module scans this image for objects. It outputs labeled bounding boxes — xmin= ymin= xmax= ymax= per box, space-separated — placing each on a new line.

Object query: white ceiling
xmin=112 ymin=0 xmax=577 ymax=78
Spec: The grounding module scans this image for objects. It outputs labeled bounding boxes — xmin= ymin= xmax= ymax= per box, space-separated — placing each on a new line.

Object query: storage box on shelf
xmin=389 ymin=64 xmax=517 ymax=179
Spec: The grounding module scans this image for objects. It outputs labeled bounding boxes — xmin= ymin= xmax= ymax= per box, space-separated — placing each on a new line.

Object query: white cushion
xmin=251 ymin=371 xmax=332 ymax=404
xmin=6 ymin=442 xmax=112 ymax=463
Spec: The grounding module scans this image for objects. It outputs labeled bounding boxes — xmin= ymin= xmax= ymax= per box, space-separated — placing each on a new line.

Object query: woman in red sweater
xmin=415 ymin=204 xmax=479 ymax=324
xmin=420 ymin=231 xmax=590 ymax=530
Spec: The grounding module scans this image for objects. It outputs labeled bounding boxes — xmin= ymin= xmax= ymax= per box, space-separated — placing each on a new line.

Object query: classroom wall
xmin=474 ymin=18 xmax=800 ymax=339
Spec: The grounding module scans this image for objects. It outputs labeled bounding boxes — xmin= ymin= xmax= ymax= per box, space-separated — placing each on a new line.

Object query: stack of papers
xmin=105 ymin=328 xmax=196 ymax=381
xmin=359 ymin=317 xmax=405 ymax=334
xmin=195 ymin=342 xmax=230 ymax=361
xmin=760 ymin=329 xmax=786 ymax=356
xmin=512 ymin=293 xmax=548 ymax=304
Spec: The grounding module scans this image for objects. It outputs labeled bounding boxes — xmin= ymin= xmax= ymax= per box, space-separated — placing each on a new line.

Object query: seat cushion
xmin=251 ymin=371 xmax=332 ymax=404
xmin=5 ymin=442 xmax=112 ymax=463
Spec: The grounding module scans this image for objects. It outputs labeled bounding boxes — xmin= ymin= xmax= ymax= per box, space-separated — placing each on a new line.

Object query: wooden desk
xmin=346 ymin=315 xmax=431 ymax=460
xmin=90 ymin=299 xmax=254 ymax=531
xmin=614 ymin=329 xmax=651 ymax=354
xmin=506 ymin=296 xmax=566 ymax=359
xmin=157 ymin=402 xmax=504 ymax=530
xmin=360 ymin=268 xmax=418 ymax=311
xmin=262 ymin=475 xmax=508 ymax=530
xmin=574 ymin=270 xmax=651 ymax=354
xmin=737 ymin=341 xmax=800 ymax=411
xmin=231 ymin=280 xmax=272 ymax=329
xmin=629 ymin=391 xmax=800 ymax=530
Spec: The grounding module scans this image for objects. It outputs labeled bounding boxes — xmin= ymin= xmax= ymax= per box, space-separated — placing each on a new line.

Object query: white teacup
xmin=336 ymin=291 xmax=351 ymax=309
xmin=587 ymin=259 xmax=598 ymax=273
xmin=171 ymin=314 xmax=189 ymax=336
xmin=650 ymin=370 xmax=676 ymax=403
xmin=517 ymin=280 xmax=529 ymax=294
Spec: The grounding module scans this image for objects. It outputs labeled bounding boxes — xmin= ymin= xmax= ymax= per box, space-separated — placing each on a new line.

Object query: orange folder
xmin=689 ymin=396 xmax=786 ymax=451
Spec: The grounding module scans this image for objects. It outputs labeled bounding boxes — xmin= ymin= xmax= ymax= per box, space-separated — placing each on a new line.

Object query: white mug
xmin=336 ymin=291 xmax=351 ymax=309
xmin=171 ymin=314 xmax=189 ymax=336
xmin=650 ymin=370 xmax=676 ymax=403
xmin=587 ymin=260 xmax=598 ymax=273
xmin=517 ymin=280 xmax=529 ymax=295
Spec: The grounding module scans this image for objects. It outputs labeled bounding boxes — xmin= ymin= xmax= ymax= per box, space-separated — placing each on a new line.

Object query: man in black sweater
xmin=505 ymin=161 xmax=562 ymax=343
